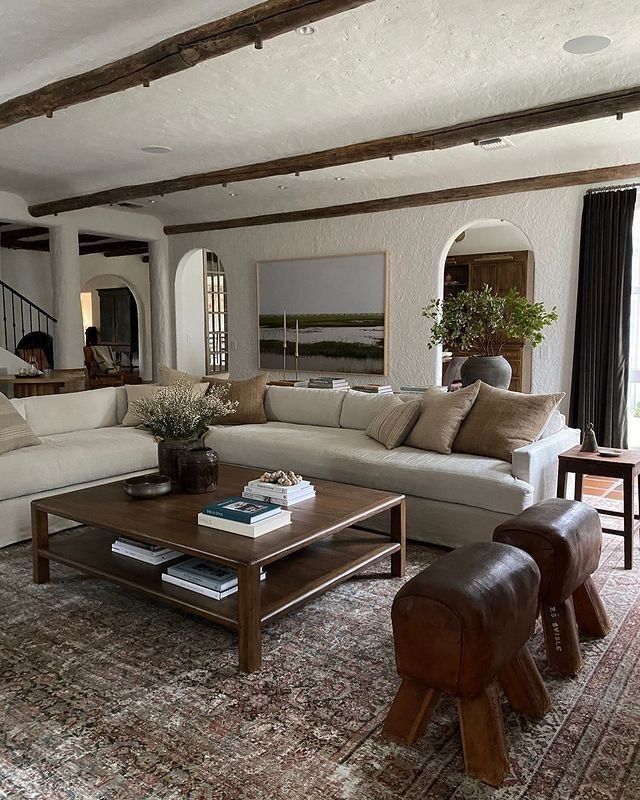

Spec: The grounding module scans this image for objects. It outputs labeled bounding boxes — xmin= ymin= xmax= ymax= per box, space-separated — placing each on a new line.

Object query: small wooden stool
xmin=494 ymin=498 xmax=611 ymax=676
xmin=383 ymin=542 xmax=550 ymax=787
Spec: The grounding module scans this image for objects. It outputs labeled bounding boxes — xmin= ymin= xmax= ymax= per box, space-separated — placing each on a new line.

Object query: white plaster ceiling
xmin=0 ymin=0 xmax=639 ymax=224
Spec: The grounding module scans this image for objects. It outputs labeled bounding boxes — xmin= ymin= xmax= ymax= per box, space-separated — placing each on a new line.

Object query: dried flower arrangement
xmin=130 ymin=378 xmax=238 ymax=441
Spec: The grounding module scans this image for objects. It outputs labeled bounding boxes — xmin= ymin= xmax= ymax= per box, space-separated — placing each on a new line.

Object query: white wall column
xmin=50 ymin=224 xmax=84 ymax=369
xmin=149 ymin=236 xmax=175 ymax=380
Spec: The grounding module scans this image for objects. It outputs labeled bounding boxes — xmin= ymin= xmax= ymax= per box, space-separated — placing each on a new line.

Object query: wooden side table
xmin=557 ymin=446 xmax=640 ymax=570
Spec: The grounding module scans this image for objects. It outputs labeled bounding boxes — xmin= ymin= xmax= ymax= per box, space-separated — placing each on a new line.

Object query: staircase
xmin=0 ymin=279 xmax=57 ymax=368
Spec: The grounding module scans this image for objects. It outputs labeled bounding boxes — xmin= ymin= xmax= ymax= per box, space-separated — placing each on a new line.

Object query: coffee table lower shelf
xmin=40 ymin=526 xmax=401 ymax=667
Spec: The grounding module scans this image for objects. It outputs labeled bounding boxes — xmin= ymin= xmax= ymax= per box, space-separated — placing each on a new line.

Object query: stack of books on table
xmin=308 ymin=377 xmax=350 ymax=390
xmin=243 ymin=478 xmax=316 ymax=508
xmin=111 ymin=537 xmax=181 ymax=565
xmin=162 ymin=559 xmax=265 ymax=600
xmin=197 ymin=496 xmax=292 ymax=538
xmin=399 ymin=385 xmax=429 ymax=394
xmin=352 ymin=384 xmax=393 ymax=394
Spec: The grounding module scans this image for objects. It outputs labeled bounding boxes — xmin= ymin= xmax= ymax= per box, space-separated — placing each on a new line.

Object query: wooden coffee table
xmin=31 ymin=464 xmax=406 ymax=672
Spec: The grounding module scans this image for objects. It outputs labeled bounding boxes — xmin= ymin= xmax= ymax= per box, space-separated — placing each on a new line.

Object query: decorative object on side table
xmin=129 ymin=378 xmax=237 ymax=489
xmin=580 ymin=422 xmax=599 ymax=453
xmin=178 ymin=447 xmax=219 ymax=494
xmin=423 ymin=285 xmax=558 ymax=389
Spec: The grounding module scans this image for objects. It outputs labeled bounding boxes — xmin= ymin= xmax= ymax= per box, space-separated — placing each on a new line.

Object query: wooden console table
xmin=557 ymin=446 xmax=640 ymax=570
xmin=2 ymin=376 xmax=66 ymax=397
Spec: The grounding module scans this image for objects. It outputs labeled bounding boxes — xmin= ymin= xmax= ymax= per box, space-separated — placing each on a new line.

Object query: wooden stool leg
xmin=382 ymin=678 xmax=441 ymax=746
xmin=541 ymin=598 xmax=582 ymax=676
xmin=573 ymin=577 xmax=611 ymax=638
xmin=457 ymin=683 xmax=509 ymax=788
xmin=497 ymin=645 xmax=550 ymax=718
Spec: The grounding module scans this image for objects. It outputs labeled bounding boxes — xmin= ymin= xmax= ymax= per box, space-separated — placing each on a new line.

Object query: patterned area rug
xmin=1 ymin=503 xmax=639 ymax=800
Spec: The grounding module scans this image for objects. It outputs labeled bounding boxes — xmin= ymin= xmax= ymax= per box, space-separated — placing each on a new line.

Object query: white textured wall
xmin=175 ymin=249 xmax=206 ymax=376
xmin=169 ymin=185 xmax=586 ymax=412
xmin=449 ymin=222 xmax=533 ymax=255
xmin=0 ymin=248 xmax=53 ymax=314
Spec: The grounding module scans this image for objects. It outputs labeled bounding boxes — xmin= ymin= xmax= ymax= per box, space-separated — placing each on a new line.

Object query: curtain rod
xmin=587 ymin=182 xmax=640 ymax=194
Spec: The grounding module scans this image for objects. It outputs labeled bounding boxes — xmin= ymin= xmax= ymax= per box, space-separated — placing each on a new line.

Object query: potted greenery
xmin=130 ymin=379 xmax=238 ymax=488
xmin=423 ymin=286 xmax=558 ymax=389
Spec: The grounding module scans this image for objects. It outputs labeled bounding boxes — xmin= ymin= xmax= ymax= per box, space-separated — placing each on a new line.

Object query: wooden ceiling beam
xmin=163 ymin=161 xmax=640 ymax=234
xmin=79 ymin=239 xmax=148 ymax=255
xmin=0 ymin=225 xmax=49 ymax=241
xmin=102 ymin=248 xmax=149 ymax=258
xmin=29 ymin=84 xmax=640 ymax=217
xmin=0 ymin=0 xmax=374 ymax=132
xmin=0 ymin=240 xmax=50 ymax=251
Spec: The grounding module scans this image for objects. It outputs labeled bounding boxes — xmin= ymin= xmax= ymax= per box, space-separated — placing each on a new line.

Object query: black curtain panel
xmin=569 ymin=187 xmax=637 ymax=448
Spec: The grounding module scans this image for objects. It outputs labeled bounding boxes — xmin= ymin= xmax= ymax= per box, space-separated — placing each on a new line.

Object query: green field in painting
xmin=259 ymin=313 xmax=384 ymax=329
xmin=259 ymin=339 xmax=383 ymax=359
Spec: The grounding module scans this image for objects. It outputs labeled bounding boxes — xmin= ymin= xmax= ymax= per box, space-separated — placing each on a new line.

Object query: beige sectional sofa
xmin=0 ymin=384 xmax=579 ymax=549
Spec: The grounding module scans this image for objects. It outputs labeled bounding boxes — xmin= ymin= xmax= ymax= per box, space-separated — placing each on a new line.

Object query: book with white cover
xmin=162 ymin=573 xmax=239 ymax=600
xmin=243 ymin=487 xmax=315 ymax=508
xmin=197 ymin=509 xmax=291 ymax=537
xmin=111 ymin=543 xmax=182 ymax=564
xmin=247 ymin=479 xmax=311 ymax=496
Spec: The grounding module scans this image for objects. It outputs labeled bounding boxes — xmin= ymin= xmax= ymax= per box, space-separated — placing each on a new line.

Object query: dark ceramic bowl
xmin=123 ymin=474 xmax=172 ymax=498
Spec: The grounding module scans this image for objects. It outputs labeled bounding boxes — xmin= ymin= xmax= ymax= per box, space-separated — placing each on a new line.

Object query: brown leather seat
xmin=383 ymin=542 xmax=550 ymax=787
xmin=494 ymin=498 xmax=610 ymax=676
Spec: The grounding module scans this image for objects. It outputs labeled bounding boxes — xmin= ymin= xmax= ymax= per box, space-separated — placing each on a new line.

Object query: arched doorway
xmin=80 ymin=275 xmax=146 ymax=378
xmin=439 ymin=219 xmax=535 ymax=392
xmin=175 ymin=249 xmax=228 ymax=376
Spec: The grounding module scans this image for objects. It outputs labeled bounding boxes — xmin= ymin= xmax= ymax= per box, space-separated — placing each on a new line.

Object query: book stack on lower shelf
xmin=162 ymin=559 xmax=265 ymax=600
xmin=243 ymin=478 xmax=315 ymax=508
xmin=111 ymin=537 xmax=181 ymax=564
xmin=197 ymin=496 xmax=292 ymax=538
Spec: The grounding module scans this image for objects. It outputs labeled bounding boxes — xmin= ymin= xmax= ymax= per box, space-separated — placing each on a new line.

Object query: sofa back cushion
xmin=340 ymin=391 xmax=398 ymax=430
xmin=265 ymin=386 xmax=346 ymax=428
xmin=23 ymin=386 xmax=119 ymax=437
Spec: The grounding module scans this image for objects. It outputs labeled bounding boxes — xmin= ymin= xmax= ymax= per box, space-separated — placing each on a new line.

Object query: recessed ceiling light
xmin=228 ymin=192 xmax=238 ymax=197
xmin=140 ymin=145 xmax=172 ymax=154
xmin=563 ymin=34 xmax=612 ymax=54
xmin=277 ymin=185 xmax=288 ymax=190
xmin=296 ymin=25 xmax=315 ymax=35
xmin=334 ymin=176 xmax=345 ymax=182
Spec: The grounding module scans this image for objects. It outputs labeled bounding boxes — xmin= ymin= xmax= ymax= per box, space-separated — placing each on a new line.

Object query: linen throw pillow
xmin=207 ymin=374 xmax=268 ymax=424
xmin=453 ymin=382 xmax=565 ymax=462
xmin=366 ymin=398 xmax=422 ymax=449
xmin=158 ymin=364 xmax=201 ymax=386
xmin=0 ymin=394 xmax=39 ymax=455
xmin=404 ymin=382 xmax=480 ymax=454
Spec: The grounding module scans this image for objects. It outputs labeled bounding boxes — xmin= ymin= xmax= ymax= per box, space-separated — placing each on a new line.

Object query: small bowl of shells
xmin=258 ymin=470 xmax=304 ymax=487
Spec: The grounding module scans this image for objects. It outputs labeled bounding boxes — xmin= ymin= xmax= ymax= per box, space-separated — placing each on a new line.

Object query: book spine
xmin=166 ymin=570 xmax=238 ymax=592
xmin=112 ymin=546 xmax=177 ymax=564
xmin=112 ymin=542 xmax=175 ymax=558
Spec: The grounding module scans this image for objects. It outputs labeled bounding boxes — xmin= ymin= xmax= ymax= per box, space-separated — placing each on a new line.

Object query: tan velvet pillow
xmin=405 ymin=382 xmax=480 ymax=454
xmin=366 ymin=398 xmax=422 ymax=449
xmin=207 ymin=374 xmax=268 ymax=424
xmin=0 ymin=394 xmax=39 ymax=455
xmin=158 ymin=365 xmax=201 ymax=386
xmin=453 ymin=383 xmax=565 ymax=462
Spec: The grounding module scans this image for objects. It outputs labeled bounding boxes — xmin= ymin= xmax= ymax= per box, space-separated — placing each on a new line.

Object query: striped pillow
xmin=0 ymin=394 xmax=39 ymax=455
xmin=366 ymin=398 xmax=421 ymax=449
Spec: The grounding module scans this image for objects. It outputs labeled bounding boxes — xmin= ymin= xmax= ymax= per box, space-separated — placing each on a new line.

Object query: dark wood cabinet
xmin=443 ymin=250 xmax=534 ymax=392
xmin=98 ymin=287 xmax=139 ymax=370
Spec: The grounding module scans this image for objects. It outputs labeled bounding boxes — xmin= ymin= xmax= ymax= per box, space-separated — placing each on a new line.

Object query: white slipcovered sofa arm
xmin=511 ymin=427 xmax=581 ymax=504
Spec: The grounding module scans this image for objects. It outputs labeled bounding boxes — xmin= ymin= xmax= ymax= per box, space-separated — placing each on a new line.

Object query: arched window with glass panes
xmin=204 ymin=251 xmax=228 ymax=374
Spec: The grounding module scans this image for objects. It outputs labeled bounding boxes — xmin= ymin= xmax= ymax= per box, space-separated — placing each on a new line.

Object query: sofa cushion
xmin=121 ymin=384 xmax=161 ymax=426
xmin=454 ymin=383 xmax=565 ymax=462
xmin=265 ymin=386 xmax=346 ymax=428
xmin=340 ymin=391 xmax=398 ymax=430
xmin=366 ymin=398 xmax=422 ymax=449
xmin=206 ymin=422 xmax=533 ymax=516
xmin=209 ymin=374 xmax=268 ymax=424
xmin=0 ymin=393 xmax=39 ymax=455
xmin=22 ymin=387 xmax=118 ymax=437
xmin=405 ymin=382 xmax=480 ymax=454
xmin=158 ymin=364 xmax=202 ymax=386
xmin=0 ymin=426 xmax=158 ymax=501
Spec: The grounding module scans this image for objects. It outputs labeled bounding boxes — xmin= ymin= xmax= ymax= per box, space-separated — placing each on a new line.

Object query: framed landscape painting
xmin=257 ymin=253 xmax=388 ymax=375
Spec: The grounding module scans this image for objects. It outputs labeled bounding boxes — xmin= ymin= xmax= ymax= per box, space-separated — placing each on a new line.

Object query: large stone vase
xmin=460 ymin=355 xmax=512 ymax=389
xmin=157 ymin=438 xmax=198 ymax=489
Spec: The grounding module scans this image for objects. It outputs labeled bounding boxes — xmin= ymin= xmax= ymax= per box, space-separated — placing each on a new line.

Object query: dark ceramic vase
xmin=157 ymin=439 xmax=198 ymax=489
xmin=460 ymin=355 xmax=512 ymax=390
xmin=178 ymin=447 xmax=219 ymax=494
